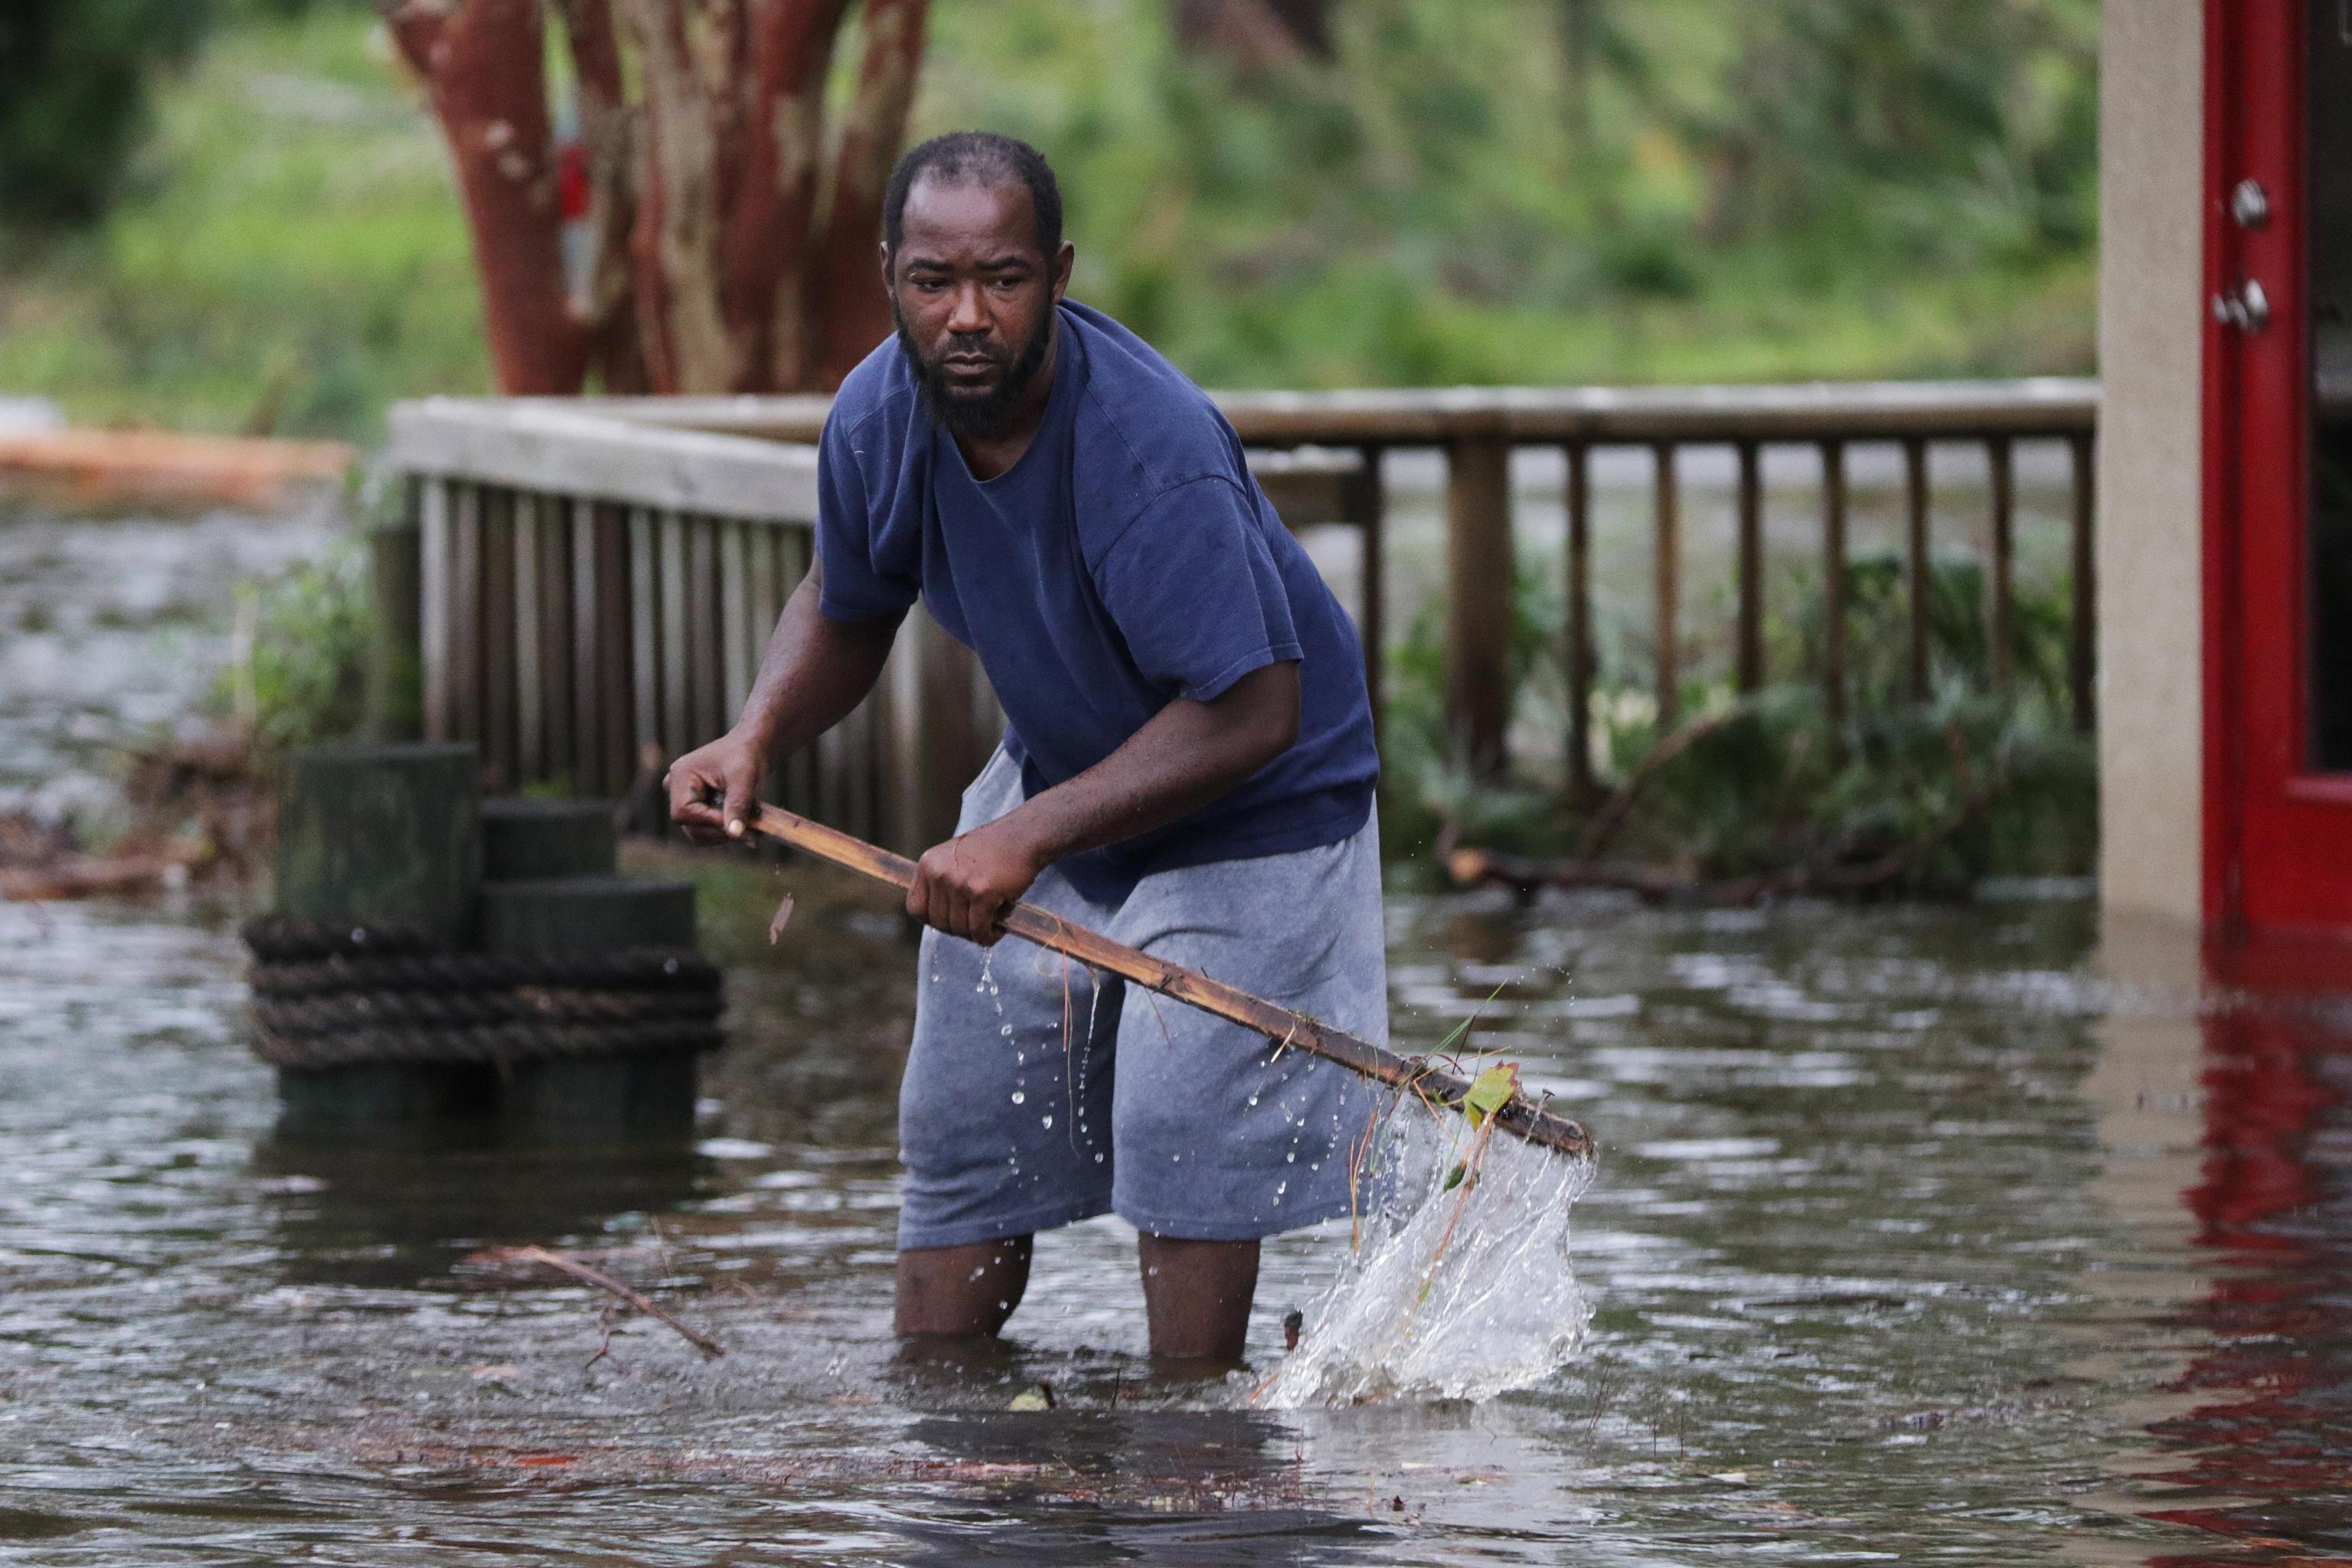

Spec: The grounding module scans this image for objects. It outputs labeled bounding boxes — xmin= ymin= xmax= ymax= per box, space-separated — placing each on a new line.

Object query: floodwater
xmin=4 ymin=498 xmax=2344 ymax=1564
xmin=2 ymin=886 xmax=2345 ymax=1564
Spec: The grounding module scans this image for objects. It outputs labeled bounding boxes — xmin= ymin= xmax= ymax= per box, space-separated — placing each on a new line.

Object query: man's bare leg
xmin=895 ymin=1236 xmax=1034 ymax=1336
xmin=1138 ymin=1233 xmax=1260 ymax=1365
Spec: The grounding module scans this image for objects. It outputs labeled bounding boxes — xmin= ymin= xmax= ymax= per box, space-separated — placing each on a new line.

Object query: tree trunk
xmin=811 ymin=0 xmax=928 ymax=388
xmin=382 ymin=0 xmax=588 ymax=394
xmin=729 ymin=0 xmax=847 ymax=390
xmin=390 ymin=0 xmax=926 ymax=397
xmin=553 ymin=0 xmax=649 ymax=391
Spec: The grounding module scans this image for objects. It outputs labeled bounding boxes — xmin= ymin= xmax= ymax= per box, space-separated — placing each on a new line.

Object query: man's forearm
xmin=995 ymin=661 xmax=1302 ymax=867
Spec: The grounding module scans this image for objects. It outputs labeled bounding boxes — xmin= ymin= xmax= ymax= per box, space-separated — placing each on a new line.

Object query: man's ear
xmin=1051 ymin=240 xmax=1075 ymax=302
xmin=878 ymin=241 xmax=893 ymax=292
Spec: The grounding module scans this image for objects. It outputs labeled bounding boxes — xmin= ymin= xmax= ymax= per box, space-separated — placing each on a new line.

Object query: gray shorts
xmin=896 ymin=749 xmax=1387 ymax=1250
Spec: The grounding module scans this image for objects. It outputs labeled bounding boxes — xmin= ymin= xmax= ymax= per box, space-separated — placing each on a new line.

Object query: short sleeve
xmin=1094 ymin=476 xmax=1302 ymax=701
xmin=814 ymin=412 xmax=919 ymax=623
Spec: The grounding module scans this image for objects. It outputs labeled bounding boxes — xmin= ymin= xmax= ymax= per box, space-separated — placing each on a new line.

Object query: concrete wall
xmin=2098 ymin=0 xmax=2206 ymax=927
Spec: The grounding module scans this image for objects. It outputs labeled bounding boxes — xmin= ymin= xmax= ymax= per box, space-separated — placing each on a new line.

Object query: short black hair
xmin=883 ymin=131 xmax=1063 ymax=261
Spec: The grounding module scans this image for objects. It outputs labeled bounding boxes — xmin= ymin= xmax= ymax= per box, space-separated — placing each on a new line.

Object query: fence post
xmin=1735 ymin=440 xmax=1762 ymax=694
xmin=1565 ymin=443 xmax=1593 ymax=797
xmin=1821 ymin=440 xmax=1847 ymax=740
xmin=1445 ymin=436 xmax=1514 ymax=776
xmin=1988 ymin=435 xmax=2015 ymax=693
xmin=2069 ymin=432 xmax=2096 ymax=732
xmin=1654 ymin=442 xmax=1681 ymax=728
xmin=366 ymin=481 xmax=423 ymax=742
xmin=1348 ymin=445 xmax=1387 ymax=747
xmin=1905 ymin=439 xmax=1931 ymax=703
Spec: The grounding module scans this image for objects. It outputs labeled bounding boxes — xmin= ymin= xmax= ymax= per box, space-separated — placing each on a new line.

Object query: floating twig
xmin=482 ymin=1244 xmax=726 ymax=1359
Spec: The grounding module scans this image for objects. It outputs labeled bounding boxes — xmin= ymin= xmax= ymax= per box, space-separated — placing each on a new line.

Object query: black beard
xmin=892 ymin=300 xmax=1055 ymax=439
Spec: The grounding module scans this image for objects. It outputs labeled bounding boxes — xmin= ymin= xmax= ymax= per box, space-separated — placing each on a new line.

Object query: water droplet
xmin=1000 ymin=1024 xmax=1014 ymax=1036
xmin=1041 ymin=1114 xmax=1054 ymax=1129
xmin=1247 ymin=1094 xmax=1259 ymax=1106
xmin=1010 ymin=1091 xmax=1026 ymax=1105
xmin=1285 ymin=1152 xmax=1296 ymax=1163
xmin=1093 ymin=1152 xmax=1105 ymax=1164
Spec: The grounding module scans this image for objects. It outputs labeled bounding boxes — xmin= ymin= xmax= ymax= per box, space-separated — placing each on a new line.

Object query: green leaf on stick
xmin=1462 ymin=1063 xmax=1518 ymax=1125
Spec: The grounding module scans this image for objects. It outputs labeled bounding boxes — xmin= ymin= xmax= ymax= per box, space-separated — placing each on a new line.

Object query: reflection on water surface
xmin=0 ymin=884 xmax=2345 ymax=1563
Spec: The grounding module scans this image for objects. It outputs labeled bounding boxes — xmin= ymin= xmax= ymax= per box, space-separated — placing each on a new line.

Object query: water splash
xmin=1255 ymin=1103 xmax=1596 ymax=1407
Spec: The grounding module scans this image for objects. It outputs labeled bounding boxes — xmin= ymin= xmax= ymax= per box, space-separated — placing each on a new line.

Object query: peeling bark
xmin=553 ymin=0 xmax=648 ymax=390
xmin=728 ymin=0 xmax=846 ymax=390
xmin=621 ymin=0 xmax=743 ymax=392
xmin=390 ymin=0 xmax=924 ymax=397
xmin=382 ymin=0 xmax=588 ymax=393
xmin=811 ymin=0 xmax=928 ymax=388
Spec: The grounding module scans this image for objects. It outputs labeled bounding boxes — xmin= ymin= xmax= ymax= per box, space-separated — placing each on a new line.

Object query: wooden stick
xmin=488 ymin=1243 xmax=727 ymax=1359
xmin=745 ymin=803 xmax=1592 ymax=1160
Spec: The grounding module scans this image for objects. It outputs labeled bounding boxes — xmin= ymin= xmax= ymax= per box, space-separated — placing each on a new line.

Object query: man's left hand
xmin=906 ymin=819 xmax=1043 ymax=945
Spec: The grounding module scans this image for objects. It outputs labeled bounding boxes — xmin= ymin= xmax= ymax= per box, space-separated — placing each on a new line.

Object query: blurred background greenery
xmin=0 ymin=0 xmax=2098 ymax=441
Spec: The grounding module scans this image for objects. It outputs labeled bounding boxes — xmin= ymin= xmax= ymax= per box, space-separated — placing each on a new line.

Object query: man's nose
xmin=945 ymin=282 xmax=990 ymax=337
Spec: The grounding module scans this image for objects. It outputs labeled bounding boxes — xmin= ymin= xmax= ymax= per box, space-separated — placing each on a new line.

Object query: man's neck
xmin=953 ymin=321 xmax=1060 ymax=481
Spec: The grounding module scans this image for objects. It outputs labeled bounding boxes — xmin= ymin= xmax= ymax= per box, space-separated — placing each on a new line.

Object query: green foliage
xmin=0 ymin=11 xmax=487 ymax=437
xmin=215 ymin=542 xmax=373 ymax=752
xmin=1384 ymin=550 xmax=2097 ymax=890
xmin=925 ymin=0 xmax=2100 ymax=389
xmin=0 ymin=1 xmax=214 ymax=227
xmin=3 ymin=1 xmax=2097 ymax=438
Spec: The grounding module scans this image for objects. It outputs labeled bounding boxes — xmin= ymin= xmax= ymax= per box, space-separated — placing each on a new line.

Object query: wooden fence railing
xmin=386 ymin=377 xmax=2097 ymax=848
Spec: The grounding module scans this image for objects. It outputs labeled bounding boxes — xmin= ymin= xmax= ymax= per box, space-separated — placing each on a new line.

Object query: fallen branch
xmin=479 ymin=1244 xmax=726 ymax=1359
xmin=1448 ymin=734 xmax=2012 ymax=908
xmin=1573 ymin=702 xmax=1751 ymax=863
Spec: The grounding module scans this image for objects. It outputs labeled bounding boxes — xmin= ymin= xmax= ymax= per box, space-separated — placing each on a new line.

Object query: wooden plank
xmin=1821 ymin=440 xmax=1848 ymax=738
xmin=686 ymin=514 xmax=723 ymax=745
xmin=420 ymin=479 xmax=450 ymax=742
xmin=1348 ymin=446 xmax=1386 ymax=745
xmin=1988 ymin=435 xmax=2015 ymax=693
xmin=596 ymin=504 xmax=637 ymax=796
xmin=1564 ymin=443 xmax=1592 ymax=797
xmin=2069 ymin=431 xmax=2096 ymax=733
xmin=557 ymin=377 xmax=2099 ymax=448
xmin=537 ymin=497 xmax=573 ymax=789
xmin=658 ymin=510 xmax=691 ymax=760
xmin=387 ymin=399 xmax=821 ymax=521
xmin=1735 ymin=440 xmax=1762 ymax=693
xmin=1905 ymin=439 xmax=1931 ymax=704
xmin=1443 ymin=436 xmax=1514 ymax=776
xmin=449 ymin=482 xmax=483 ymax=748
xmin=481 ymin=488 xmax=520 ymax=792
xmin=570 ymin=498 xmax=602 ymax=793
xmin=629 ymin=507 xmax=660 ymax=766
xmin=512 ymin=492 xmax=543 ymax=787
xmin=720 ymin=518 xmax=751 ymax=725
xmin=1653 ymin=442 xmax=1681 ymax=728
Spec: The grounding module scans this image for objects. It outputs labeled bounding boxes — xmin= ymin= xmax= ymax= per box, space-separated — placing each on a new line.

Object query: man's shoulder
xmin=1062 ymin=302 xmax=1247 ymax=514
xmin=827 ymin=337 xmax=919 ymax=451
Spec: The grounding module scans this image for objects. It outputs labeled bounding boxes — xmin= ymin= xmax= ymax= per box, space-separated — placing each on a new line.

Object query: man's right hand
xmin=665 ymin=729 xmax=768 ymax=844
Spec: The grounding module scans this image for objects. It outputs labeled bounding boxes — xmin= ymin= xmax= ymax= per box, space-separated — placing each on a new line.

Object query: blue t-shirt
xmin=815 ymin=299 xmax=1378 ymax=900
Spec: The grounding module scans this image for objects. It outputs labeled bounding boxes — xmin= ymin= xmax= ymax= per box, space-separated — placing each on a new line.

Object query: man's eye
xmin=991 ymin=277 xmax=1023 ymax=292
xmin=913 ymin=277 xmax=946 ymax=292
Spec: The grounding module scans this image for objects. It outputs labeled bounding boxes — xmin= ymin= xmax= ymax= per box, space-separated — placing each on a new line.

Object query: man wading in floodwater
xmin=667 ymin=132 xmax=1383 ymax=1366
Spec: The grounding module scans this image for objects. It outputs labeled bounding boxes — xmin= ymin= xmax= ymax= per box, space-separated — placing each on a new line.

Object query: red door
xmin=2207 ymin=0 xmax=2352 ymax=943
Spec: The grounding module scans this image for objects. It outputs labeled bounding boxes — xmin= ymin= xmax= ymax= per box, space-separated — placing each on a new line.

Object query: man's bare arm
xmin=665 ymin=558 xmax=900 ymax=842
xmin=905 ymin=660 xmax=1302 ymax=943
